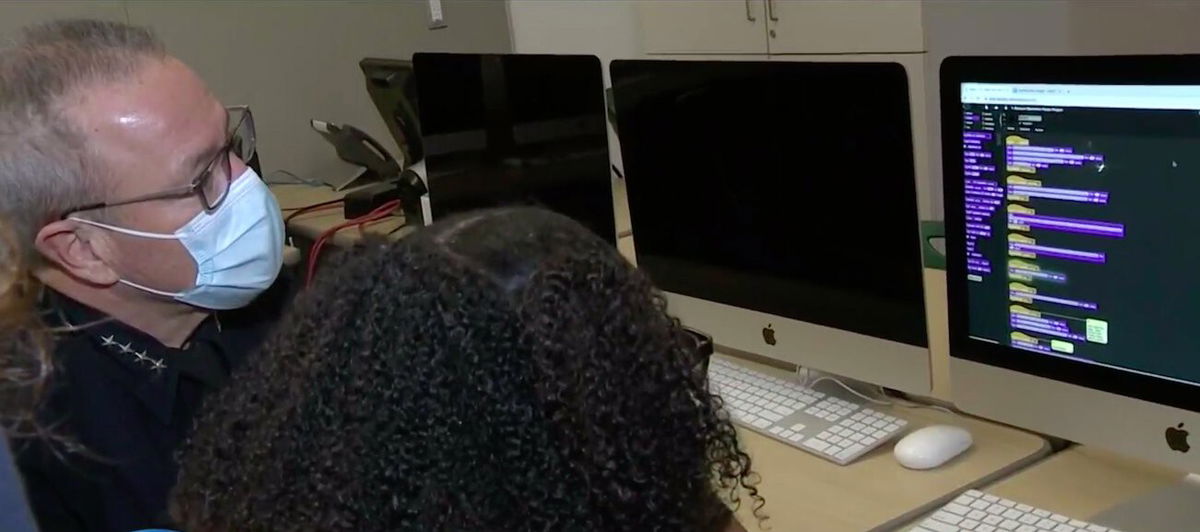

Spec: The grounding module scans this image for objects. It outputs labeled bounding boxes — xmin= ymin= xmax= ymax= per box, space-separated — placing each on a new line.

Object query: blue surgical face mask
xmin=70 ymin=168 xmax=285 ymax=310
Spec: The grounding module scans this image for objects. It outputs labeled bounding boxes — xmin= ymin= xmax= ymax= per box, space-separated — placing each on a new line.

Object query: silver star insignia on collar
xmin=149 ymin=359 xmax=166 ymax=371
xmin=133 ymin=350 xmax=150 ymax=363
xmin=100 ymin=335 xmax=117 ymax=347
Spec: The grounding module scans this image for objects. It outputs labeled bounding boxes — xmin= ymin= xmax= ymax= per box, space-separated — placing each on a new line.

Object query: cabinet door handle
xmin=745 ymin=0 xmax=757 ymax=21
xmin=767 ymin=0 xmax=779 ymax=21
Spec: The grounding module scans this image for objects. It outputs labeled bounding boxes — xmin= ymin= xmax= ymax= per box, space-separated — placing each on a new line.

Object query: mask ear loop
xmin=67 ymin=217 xmax=192 ymax=240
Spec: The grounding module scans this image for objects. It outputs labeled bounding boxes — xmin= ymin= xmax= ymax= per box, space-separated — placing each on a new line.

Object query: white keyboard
xmin=708 ymin=357 xmax=908 ymax=465
xmin=914 ymin=490 xmax=1124 ymax=532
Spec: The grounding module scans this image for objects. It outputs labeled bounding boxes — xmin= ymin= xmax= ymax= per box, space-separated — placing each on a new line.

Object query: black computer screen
xmin=413 ymin=53 xmax=615 ymax=243
xmin=610 ymin=60 xmax=927 ymax=347
xmin=958 ymin=81 xmax=1200 ymax=385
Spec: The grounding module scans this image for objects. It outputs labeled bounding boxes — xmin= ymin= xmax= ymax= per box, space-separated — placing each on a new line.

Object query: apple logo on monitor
xmin=1166 ymin=423 xmax=1191 ymax=453
xmin=762 ymin=324 xmax=777 ymax=346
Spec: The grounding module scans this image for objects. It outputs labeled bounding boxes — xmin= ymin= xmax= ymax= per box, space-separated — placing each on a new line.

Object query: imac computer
xmin=610 ymin=60 xmax=932 ymax=395
xmin=411 ymin=53 xmax=616 ymax=244
xmin=943 ymin=55 xmax=1200 ymax=526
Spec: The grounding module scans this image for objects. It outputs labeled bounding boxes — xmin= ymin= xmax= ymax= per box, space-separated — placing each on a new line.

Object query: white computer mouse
xmin=893 ymin=425 xmax=973 ymax=470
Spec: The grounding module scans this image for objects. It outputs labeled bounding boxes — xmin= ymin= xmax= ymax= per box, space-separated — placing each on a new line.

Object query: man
xmin=0 ymin=19 xmax=291 ymax=532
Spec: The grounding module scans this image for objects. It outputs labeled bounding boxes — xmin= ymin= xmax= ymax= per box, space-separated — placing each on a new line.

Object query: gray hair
xmin=0 ymin=19 xmax=166 ymax=258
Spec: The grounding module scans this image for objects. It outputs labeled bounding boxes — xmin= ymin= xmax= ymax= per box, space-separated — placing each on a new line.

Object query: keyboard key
xmin=1086 ymin=526 xmax=1108 ymax=532
xmin=790 ymin=423 xmax=806 ymax=432
xmin=768 ymin=426 xmax=784 ymax=435
xmin=1018 ymin=514 xmax=1039 ymax=525
xmin=761 ymin=411 xmax=783 ymax=422
xmin=1069 ymin=521 xmax=1089 ymax=528
xmin=872 ymin=419 xmax=888 ymax=428
xmin=968 ymin=510 xmax=988 ymax=520
xmin=826 ymin=446 xmax=843 ymax=455
xmin=873 ymin=429 xmax=890 ymax=438
xmin=1038 ymin=519 xmax=1059 ymax=529
xmin=1051 ymin=514 xmax=1070 ymax=523
xmin=849 ymin=433 xmax=865 ymax=442
xmin=999 ymin=519 xmax=1019 ymax=530
xmin=828 ymin=436 xmax=845 ymax=445
xmin=999 ymin=499 xmax=1016 ymax=508
xmin=781 ymin=430 xmax=795 ymax=439
xmin=844 ymin=443 xmax=865 ymax=455
xmin=978 ymin=525 xmax=997 ymax=532
xmin=1016 ymin=526 xmax=1037 ymax=532
xmin=945 ymin=502 xmax=970 ymax=516
xmin=860 ymin=436 xmax=878 ymax=446
xmin=787 ymin=432 xmax=804 ymax=442
xmin=933 ymin=511 xmax=963 ymax=525
xmin=988 ymin=504 xmax=1007 ymax=514
xmin=932 ymin=512 xmax=964 ymax=526
xmin=1053 ymin=525 xmax=1077 ymax=532
xmin=851 ymin=412 xmax=865 ymax=421
xmin=1002 ymin=509 xmax=1023 ymax=520
xmin=772 ymin=405 xmax=792 ymax=415
xmin=970 ymin=500 xmax=991 ymax=510
xmin=817 ymin=431 xmax=832 ymax=440
xmin=961 ymin=519 xmax=981 ymax=530
xmin=835 ymin=447 xmax=857 ymax=461
xmin=1033 ymin=509 xmax=1051 ymax=518
xmin=982 ymin=494 xmax=1001 ymax=503
xmin=983 ymin=515 xmax=1004 ymax=525
xmin=919 ymin=520 xmax=958 ymax=532
xmin=852 ymin=422 xmax=868 ymax=431
xmin=803 ymin=438 xmax=830 ymax=452
xmin=885 ymin=423 xmax=900 ymax=432
xmin=751 ymin=418 xmax=771 ymax=429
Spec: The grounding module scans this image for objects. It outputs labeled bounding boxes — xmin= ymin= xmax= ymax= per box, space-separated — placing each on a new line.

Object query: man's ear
xmin=34 ymin=219 xmax=120 ymax=286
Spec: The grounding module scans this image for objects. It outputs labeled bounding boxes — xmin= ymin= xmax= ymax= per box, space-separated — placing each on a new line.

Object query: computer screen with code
xmin=961 ymin=83 xmax=1200 ymax=384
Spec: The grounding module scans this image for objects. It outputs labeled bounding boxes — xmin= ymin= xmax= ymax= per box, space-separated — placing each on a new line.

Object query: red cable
xmin=284 ymin=200 xmax=344 ymax=223
xmin=305 ymin=200 xmax=401 ymax=288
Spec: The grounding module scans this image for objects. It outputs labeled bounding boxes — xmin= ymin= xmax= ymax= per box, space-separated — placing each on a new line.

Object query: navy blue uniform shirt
xmin=11 ymin=275 xmax=290 ymax=532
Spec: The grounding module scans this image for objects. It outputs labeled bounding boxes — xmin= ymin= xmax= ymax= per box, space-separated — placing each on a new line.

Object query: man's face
xmin=69 ymin=57 xmax=248 ymax=295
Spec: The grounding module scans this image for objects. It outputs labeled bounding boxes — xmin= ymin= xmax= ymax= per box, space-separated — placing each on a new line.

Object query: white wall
xmin=1 ymin=0 xmax=513 ymax=183
xmin=506 ymin=0 xmax=641 ymax=234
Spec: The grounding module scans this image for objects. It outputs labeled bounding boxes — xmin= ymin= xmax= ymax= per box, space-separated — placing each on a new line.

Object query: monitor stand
xmin=1090 ymin=473 xmax=1200 ymax=532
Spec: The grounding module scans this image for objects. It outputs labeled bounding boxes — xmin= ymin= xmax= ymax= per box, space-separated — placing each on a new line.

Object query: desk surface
xmin=899 ymin=445 xmax=1184 ymax=530
xmin=273 ymin=184 xmax=412 ymax=245
xmin=273 ymin=184 xmax=639 ymax=260
xmin=986 ymin=446 xmax=1181 ymax=521
xmin=722 ymin=355 xmax=1049 ymax=532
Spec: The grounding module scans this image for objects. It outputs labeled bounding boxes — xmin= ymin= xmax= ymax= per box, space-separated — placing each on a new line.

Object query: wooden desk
xmin=899 ymin=446 xmax=1184 ymax=530
xmin=984 ymin=446 xmax=1181 ymax=521
xmin=273 ymin=184 xmax=640 ymax=263
xmin=272 ymin=184 xmax=413 ymax=246
xmin=721 ymin=355 xmax=1050 ymax=532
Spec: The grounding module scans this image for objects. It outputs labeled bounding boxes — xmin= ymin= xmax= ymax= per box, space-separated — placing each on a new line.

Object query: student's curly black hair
xmin=172 ymin=207 xmax=762 ymax=531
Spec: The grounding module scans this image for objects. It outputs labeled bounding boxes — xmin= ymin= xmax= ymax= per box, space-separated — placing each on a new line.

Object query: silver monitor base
xmin=1091 ymin=474 xmax=1200 ymax=532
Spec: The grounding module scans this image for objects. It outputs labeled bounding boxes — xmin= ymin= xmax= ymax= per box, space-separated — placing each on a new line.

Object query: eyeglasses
xmin=61 ymin=105 xmax=257 ymax=218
